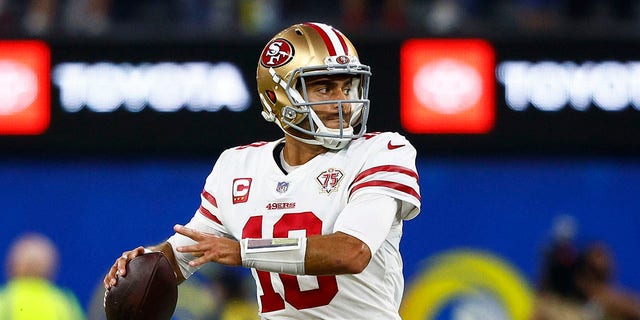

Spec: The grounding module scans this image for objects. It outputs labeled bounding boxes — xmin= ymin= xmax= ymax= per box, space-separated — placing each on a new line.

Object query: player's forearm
xmin=240 ymin=232 xmax=371 ymax=276
xmin=304 ymin=232 xmax=371 ymax=275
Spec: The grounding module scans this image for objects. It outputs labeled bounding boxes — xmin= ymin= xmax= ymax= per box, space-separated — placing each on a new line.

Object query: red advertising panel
xmin=400 ymin=39 xmax=495 ymax=134
xmin=0 ymin=41 xmax=50 ymax=135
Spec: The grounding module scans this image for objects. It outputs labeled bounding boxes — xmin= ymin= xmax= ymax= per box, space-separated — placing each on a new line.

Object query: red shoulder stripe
xmin=350 ymin=165 xmax=419 ymax=189
xmin=349 ymin=180 xmax=421 ymax=202
xmin=198 ymin=206 xmax=222 ymax=225
xmin=202 ymin=190 xmax=218 ymax=207
xmin=199 ymin=190 xmax=222 ymax=224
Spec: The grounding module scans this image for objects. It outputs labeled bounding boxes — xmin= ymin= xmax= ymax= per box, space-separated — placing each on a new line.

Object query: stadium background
xmin=1 ymin=1 xmax=640 ymax=319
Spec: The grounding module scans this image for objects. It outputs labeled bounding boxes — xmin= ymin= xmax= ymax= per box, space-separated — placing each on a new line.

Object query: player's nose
xmin=333 ymin=89 xmax=348 ymax=100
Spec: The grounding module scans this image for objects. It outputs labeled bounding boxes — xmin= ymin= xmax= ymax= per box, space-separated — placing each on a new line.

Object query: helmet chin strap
xmin=308 ymin=109 xmax=353 ymax=149
xmin=277 ymin=112 xmax=354 ymax=150
xmin=282 ymin=126 xmax=353 ymax=150
xmin=269 ymin=113 xmax=325 ymax=147
xmin=315 ymin=129 xmax=353 ymax=150
xmin=284 ymin=130 xmax=323 ymax=146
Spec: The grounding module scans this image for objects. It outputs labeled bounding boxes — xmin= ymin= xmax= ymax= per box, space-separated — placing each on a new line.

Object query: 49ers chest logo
xmin=317 ymin=168 xmax=344 ymax=194
xmin=260 ymin=38 xmax=294 ymax=68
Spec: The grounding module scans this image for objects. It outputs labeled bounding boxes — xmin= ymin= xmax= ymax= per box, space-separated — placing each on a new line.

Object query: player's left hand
xmin=173 ymin=224 xmax=241 ymax=268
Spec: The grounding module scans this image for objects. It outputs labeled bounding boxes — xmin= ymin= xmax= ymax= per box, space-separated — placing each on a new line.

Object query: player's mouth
xmin=323 ymin=117 xmax=350 ymax=129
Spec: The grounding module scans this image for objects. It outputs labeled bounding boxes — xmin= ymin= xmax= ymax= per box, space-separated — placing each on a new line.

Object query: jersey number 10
xmin=243 ymin=212 xmax=338 ymax=312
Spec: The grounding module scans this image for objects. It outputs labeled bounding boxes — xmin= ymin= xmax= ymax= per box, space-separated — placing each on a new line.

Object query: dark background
xmin=2 ymin=38 xmax=640 ymax=157
xmin=2 ymin=1 xmax=640 ymax=317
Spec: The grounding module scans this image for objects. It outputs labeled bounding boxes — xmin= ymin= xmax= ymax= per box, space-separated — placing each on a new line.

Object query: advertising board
xmin=0 ymin=38 xmax=639 ymax=155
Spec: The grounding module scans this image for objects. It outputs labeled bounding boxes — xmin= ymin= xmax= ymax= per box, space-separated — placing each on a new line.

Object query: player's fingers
xmin=104 ymin=262 xmax=121 ymax=289
xmin=116 ymin=257 xmax=127 ymax=277
xmin=179 ymin=251 xmax=204 ymax=258
xmin=173 ymin=224 xmax=204 ymax=240
xmin=175 ymin=224 xmax=224 ymax=242
xmin=116 ymin=247 xmax=145 ymax=277
xmin=104 ymin=269 xmax=115 ymax=289
xmin=188 ymin=255 xmax=209 ymax=268
xmin=176 ymin=242 xmax=207 ymax=254
xmin=104 ymin=246 xmax=145 ymax=290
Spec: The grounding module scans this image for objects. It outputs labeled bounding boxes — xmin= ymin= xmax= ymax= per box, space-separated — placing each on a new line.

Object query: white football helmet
xmin=256 ymin=22 xmax=371 ymax=150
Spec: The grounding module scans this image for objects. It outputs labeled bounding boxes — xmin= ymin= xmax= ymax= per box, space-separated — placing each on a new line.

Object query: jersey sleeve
xmin=348 ymin=132 xmax=421 ymax=220
xmin=166 ymin=212 xmax=228 ymax=279
xmin=166 ymin=150 xmax=234 ymax=279
xmin=334 ymin=193 xmax=398 ymax=254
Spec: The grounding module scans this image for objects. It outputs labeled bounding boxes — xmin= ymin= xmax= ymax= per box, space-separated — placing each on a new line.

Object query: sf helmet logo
xmin=261 ymin=39 xmax=294 ymax=68
xmin=336 ymin=55 xmax=350 ymax=64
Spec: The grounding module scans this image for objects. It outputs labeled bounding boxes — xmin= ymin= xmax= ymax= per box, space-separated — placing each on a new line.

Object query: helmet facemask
xmin=278 ymin=63 xmax=371 ymax=150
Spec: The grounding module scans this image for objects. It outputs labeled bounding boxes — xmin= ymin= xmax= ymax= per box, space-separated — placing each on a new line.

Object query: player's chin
xmin=329 ymin=125 xmax=352 ymax=133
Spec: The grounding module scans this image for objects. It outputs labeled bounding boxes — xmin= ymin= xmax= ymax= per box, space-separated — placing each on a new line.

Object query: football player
xmin=104 ymin=22 xmax=421 ymax=319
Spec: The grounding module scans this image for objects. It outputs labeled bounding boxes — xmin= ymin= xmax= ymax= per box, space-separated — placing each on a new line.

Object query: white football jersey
xmin=169 ymin=131 xmax=421 ymax=319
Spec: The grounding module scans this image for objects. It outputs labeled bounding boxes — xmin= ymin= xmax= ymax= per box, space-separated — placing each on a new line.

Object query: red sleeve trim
xmin=350 ymin=165 xmax=419 ymax=189
xmin=202 ymin=190 xmax=218 ymax=208
xmin=199 ymin=190 xmax=221 ymax=224
xmin=349 ymin=180 xmax=421 ymax=202
xmin=198 ymin=206 xmax=223 ymax=225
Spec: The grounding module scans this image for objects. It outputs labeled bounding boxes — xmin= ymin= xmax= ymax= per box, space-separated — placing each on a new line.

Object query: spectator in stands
xmin=531 ymin=215 xmax=640 ymax=320
xmin=530 ymin=238 xmax=594 ymax=320
xmin=574 ymin=241 xmax=640 ymax=320
xmin=0 ymin=233 xmax=85 ymax=320
xmin=22 ymin=0 xmax=112 ymax=35
xmin=530 ymin=215 xmax=597 ymax=320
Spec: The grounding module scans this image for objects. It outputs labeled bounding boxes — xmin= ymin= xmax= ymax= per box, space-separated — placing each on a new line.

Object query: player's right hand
xmin=103 ymin=246 xmax=146 ymax=290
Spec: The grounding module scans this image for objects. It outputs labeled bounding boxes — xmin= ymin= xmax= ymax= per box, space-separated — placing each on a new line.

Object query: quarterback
xmin=104 ymin=22 xmax=421 ymax=319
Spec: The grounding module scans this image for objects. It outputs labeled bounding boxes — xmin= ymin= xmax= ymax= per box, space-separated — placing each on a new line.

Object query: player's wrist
xmin=240 ymin=238 xmax=307 ymax=275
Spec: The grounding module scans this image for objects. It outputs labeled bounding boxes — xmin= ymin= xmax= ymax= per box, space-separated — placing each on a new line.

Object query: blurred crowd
xmin=531 ymin=216 xmax=640 ymax=320
xmin=2 ymin=227 xmax=639 ymax=319
xmin=0 ymin=232 xmax=258 ymax=320
xmin=0 ymin=233 xmax=85 ymax=319
xmin=0 ymin=0 xmax=639 ymax=39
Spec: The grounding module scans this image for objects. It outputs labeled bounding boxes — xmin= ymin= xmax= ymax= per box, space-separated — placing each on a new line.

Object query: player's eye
xmin=317 ymin=87 xmax=329 ymax=94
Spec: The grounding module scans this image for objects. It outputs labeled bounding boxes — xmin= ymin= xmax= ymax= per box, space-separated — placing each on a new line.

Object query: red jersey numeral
xmin=362 ymin=132 xmax=381 ymax=140
xmin=236 ymin=141 xmax=269 ymax=150
xmin=242 ymin=212 xmax=338 ymax=312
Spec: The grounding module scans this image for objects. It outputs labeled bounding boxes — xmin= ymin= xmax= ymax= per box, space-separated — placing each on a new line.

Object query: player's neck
xmin=282 ymin=135 xmax=328 ymax=166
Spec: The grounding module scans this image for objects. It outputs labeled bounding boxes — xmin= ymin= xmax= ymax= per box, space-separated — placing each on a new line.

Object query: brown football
xmin=105 ymin=252 xmax=178 ymax=320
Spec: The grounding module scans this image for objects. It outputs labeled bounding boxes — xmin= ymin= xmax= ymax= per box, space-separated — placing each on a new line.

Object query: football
xmin=104 ymin=252 xmax=178 ymax=320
